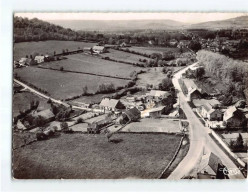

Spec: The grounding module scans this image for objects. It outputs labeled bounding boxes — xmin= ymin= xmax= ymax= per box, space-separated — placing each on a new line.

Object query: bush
xmin=77 ymin=117 xmax=83 ymax=124
xmin=36 ymin=132 xmax=47 ymax=141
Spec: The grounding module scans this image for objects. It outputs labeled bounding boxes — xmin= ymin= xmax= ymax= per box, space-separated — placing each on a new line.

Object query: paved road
xmin=168 ymin=63 xmax=244 ymax=179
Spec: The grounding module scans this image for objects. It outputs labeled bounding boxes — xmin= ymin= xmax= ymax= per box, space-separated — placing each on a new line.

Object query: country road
xmin=14 ymin=79 xmax=103 ymax=112
xmin=168 ymin=63 xmax=245 ymax=179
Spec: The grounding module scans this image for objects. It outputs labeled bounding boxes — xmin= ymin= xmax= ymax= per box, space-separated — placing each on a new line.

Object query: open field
xmin=14 ymin=41 xmax=96 ymax=61
xmin=136 ymin=67 xmax=182 ymax=88
xmin=13 ymin=133 xmax=182 ymax=179
xmin=128 ymin=46 xmax=182 ymax=55
xmin=121 ymin=118 xmax=181 ymax=133
xmin=100 ymin=49 xmax=150 ymax=64
xmin=14 ymin=67 xmax=130 ymax=100
xmin=40 ymin=53 xmax=142 ymax=78
xmin=13 ymin=91 xmax=50 ymax=117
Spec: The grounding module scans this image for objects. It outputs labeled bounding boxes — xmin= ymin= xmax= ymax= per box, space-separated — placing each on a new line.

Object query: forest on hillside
xmin=14 ymin=17 xmax=84 ymax=42
xmin=197 ymin=50 xmax=248 ymax=104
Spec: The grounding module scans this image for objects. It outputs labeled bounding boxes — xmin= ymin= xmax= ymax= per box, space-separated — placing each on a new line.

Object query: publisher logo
xmin=219 ymin=167 xmax=243 ymax=175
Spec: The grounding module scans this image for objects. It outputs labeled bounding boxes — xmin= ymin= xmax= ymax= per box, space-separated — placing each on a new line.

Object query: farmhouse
xmin=100 ymin=98 xmax=125 ymax=112
xmin=26 ymin=58 xmax=37 ymax=66
xmin=122 ymin=107 xmax=141 ymax=122
xmin=146 ymin=90 xmax=171 ymax=104
xmin=148 ymin=106 xmax=165 ymax=118
xmin=183 ymin=79 xmax=203 ymax=101
xmin=32 ymin=109 xmax=55 ymax=123
xmin=87 ymin=118 xmax=112 ymax=134
xmin=197 ymin=152 xmax=225 ymax=179
xmin=19 ymin=58 xmax=28 ymax=66
xmin=193 ymin=99 xmax=223 ymax=121
xmin=34 ymin=56 xmax=45 ymax=64
xmin=223 ymin=106 xmax=247 ymax=129
xmin=92 ymin=46 xmax=107 ymax=54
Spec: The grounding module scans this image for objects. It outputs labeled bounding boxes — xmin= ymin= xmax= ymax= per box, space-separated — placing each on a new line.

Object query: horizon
xmin=14 ymin=12 xmax=247 ymax=24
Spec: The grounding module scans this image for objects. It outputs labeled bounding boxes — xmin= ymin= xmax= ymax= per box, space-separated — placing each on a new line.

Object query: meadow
xmin=128 ymin=46 xmax=181 ymax=55
xmin=100 ymin=49 xmax=150 ymax=65
xmin=14 ymin=67 xmax=130 ymax=100
xmin=14 ymin=41 xmax=96 ymax=61
xmin=13 ymin=133 xmax=182 ymax=179
xmin=40 ymin=53 xmax=142 ymax=78
xmin=13 ymin=91 xmax=50 ymax=117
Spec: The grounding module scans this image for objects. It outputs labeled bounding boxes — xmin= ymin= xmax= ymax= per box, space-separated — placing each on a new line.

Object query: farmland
xmin=13 ymin=133 xmax=182 ymax=179
xmin=40 ymin=53 xmax=142 ymax=78
xmin=128 ymin=46 xmax=182 ymax=55
xmin=13 ymin=91 xmax=50 ymax=117
xmin=14 ymin=67 xmax=130 ymax=100
xmin=100 ymin=49 xmax=150 ymax=65
xmin=120 ymin=118 xmax=181 ymax=133
xmin=14 ymin=41 xmax=96 ymax=61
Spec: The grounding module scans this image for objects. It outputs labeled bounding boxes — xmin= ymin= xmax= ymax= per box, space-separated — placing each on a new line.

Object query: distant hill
xmin=14 ymin=17 xmax=83 ymax=42
xmin=48 ymin=19 xmax=187 ymax=31
xmin=189 ymin=16 xmax=248 ymax=29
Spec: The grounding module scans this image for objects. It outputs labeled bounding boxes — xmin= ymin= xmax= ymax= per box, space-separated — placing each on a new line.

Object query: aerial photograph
xmin=12 ymin=12 xmax=248 ymax=179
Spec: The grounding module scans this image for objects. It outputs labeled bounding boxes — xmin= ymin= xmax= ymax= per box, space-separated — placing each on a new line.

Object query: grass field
xmin=14 ymin=67 xmax=130 ymax=100
xmin=14 ymin=41 xmax=96 ymax=61
xmin=40 ymin=53 xmax=142 ymax=78
xmin=13 ymin=91 xmax=50 ymax=117
xmin=121 ymin=118 xmax=180 ymax=133
xmin=100 ymin=49 xmax=150 ymax=64
xmin=129 ymin=46 xmax=181 ymax=55
xmin=136 ymin=67 xmax=182 ymax=89
xmin=13 ymin=133 xmax=182 ymax=179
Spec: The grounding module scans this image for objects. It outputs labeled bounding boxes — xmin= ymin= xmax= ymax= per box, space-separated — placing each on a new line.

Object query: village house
xmin=32 ymin=109 xmax=55 ymax=123
xmin=223 ymin=106 xmax=247 ymax=129
xmin=197 ymin=152 xmax=226 ymax=179
xmin=146 ymin=106 xmax=165 ymax=118
xmin=182 ymin=79 xmax=203 ymax=101
xmin=92 ymin=46 xmax=107 ymax=54
xmin=99 ymin=98 xmax=125 ymax=112
xmin=122 ymin=107 xmax=141 ymax=123
xmin=169 ymin=39 xmax=178 ymax=47
xmin=19 ymin=57 xmax=28 ymax=66
xmin=120 ymin=42 xmax=131 ymax=47
xmin=193 ymin=99 xmax=223 ymax=121
xmin=146 ymin=90 xmax=171 ymax=106
xmin=34 ymin=55 xmax=45 ymax=64
xmin=87 ymin=117 xmax=112 ymax=134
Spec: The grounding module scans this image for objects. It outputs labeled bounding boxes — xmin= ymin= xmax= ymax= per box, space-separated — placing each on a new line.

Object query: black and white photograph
xmin=10 ymin=12 xmax=248 ymax=180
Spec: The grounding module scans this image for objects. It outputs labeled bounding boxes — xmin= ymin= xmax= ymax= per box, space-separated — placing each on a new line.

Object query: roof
xmin=124 ymin=107 xmax=141 ymax=120
xmin=199 ymin=152 xmax=222 ymax=175
xmin=148 ymin=90 xmax=170 ymax=98
xmin=183 ymin=79 xmax=201 ymax=93
xmin=83 ymin=47 xmax=92 ymax=50
xmin=149 ymin=106 xmax=165 ymax=113
xmin=33 ymin=109 xmax=55 ymax=120
xmin=193 ymin=99 xmax=220 ymax=108
xmin=100 ymin=98 xmax=120 ymax=109
xmin=93 ymin=46 xmax=105 ymax=51
xmin=224 ymin=106 xmax=238 ymax=121
xmin=34 ymin=56 xmax=45 ymax=60
xmin=19 ymin=58 xmax=28 ymax=63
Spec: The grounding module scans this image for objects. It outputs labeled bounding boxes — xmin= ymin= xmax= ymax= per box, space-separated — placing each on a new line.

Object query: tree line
xmin=14 ymin=17 xmax=84 ymax=42
xmin=196 ymin=50 xmax=248 ymax=103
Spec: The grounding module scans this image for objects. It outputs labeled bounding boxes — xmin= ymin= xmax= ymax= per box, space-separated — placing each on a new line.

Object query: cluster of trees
xmin=24 ymin=115 xmax=47 ymax=128
xmin=14 ymin=17 xmax=84 ymax=42
xmin=96 ymin=83 xmax=115 ymax=94
xmin=230 ymin=133 xmax=247 ymax=152
xmin=197 ymin=50 xmax=248 ymax=103
xmin=50 ymin=103 xmax=72 ymax=121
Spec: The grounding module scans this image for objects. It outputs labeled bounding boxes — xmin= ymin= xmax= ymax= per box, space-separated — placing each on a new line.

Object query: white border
xmin=1 ymin=0 xmax=248 ymax=192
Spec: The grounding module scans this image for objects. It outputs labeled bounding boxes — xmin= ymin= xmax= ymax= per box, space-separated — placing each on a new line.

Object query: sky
xmin=14 ymin=12 xmax=247 ymax=24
